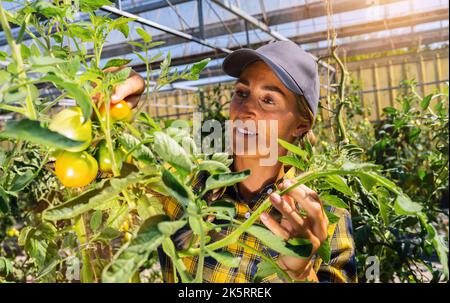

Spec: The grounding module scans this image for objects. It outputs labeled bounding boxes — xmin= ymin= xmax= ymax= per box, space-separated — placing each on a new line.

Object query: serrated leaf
xmin=316 ymin=237 xmax=331 ymax=263
xmin=90 ymin=210 xmax=103 ymax=231
xmin=198 ymin=160 xmax=230 ymax=175
xmin=153 ymin=131 xmax=194 ymax=174
xmin=246 ymin=225 xmax=312 ymax=258
xmin=43 ymin=171 xmax=141 ymax=221
xmin=157 ymin=220 xmax=186 ymax=236
xmin=278 ymin=155 xmax=306 ymax=170
xmin=394 ymin=194 xmax=422 ymax=216
xmin=325 ymin=209 xmax=340 ymax=225
xmin=0 ymin=119 xmax=86 ymax=150
xmin=320 ymin=193 xmax=349 ymax=209
xmin=118 ymin=133 xmax=154 ymax=165
xmin=103 ymin=58 xmax=132 ymax=70
xmin=324 ymin=175 xmax=353 ymax=197
xmin=136 ymin=27 xmax=152 ymax=43
xmin=101 ymin=215 xmax=166 ymax=283
xmin=40 ymin=75 xmax=92 ymax=120
xmin=206 ymin=249 xmax=240 ymax=268
xmin=420 ymin=94 xmax=433 ymax=110
xmin=10 ymin=170 xmax=35 ymax=192
xmin=203 ymin=170 xmax=250 ymax=194
xmin=161 ymin=169 xmax=193 ymax=208
xmin=278 ymin=139 xmax=308 ymax=159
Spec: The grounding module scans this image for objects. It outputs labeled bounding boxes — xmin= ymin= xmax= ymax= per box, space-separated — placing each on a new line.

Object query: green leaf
xmin=198 ymin=160 xmax=230 ymax=175
xmin=102 ymin=215 xmax=166 ymax=283
xmin=254 ymin=260 xmax=287 ymax=282
xmin=316 ymin=237 xmax=331 ymax=263
xmin=161 ymin=238 xmax=192 ymax=282
xmin=0 ymin=186 xmax=10 ymax=214
xmin=325 ymin=209 xmax=340 ymax=225
xmin=207 ymin=200 xmax=236 ymax=218
xmin=157 ymin=220 xmax=186 ymax=236
xmin=203 ymin=170 xmax=250 ymax=194
xmin=90 ymin=210 xmax=103 ymax=231
xmin=43 ymin=172 xmax=141 ymax=221
xmin=136 ymin=27 xmax=152 ymax=43
xmin=211 ymin=153 xmax=233 ymax=167
xmin=278 ymin=139 xmax=308 ymax=159
xmin=153 ymin=131 xmax=194 ymax=174
xmin=420 ymin=94 xmax=433 ymax=110
xmin=0 ymin=119 xmax=87 ymax=150
xmin=324 ymin=175 xmax=353 ymax=197
xmin=41 ymin=75 xmax=92 ymax=120
xmin=106 ymin=67 xmax=132 ymax=86
xmin=103 ymin=58 xmax=132 ymax=70
xmin=246 ymin=225 xmax=312 ymax=258
xmin=30 ymin=56 xmax=66 ymax=67
xmin=188 ymin=216 xmax=202 ymax=235
xmin=80 ymin=0 xmax=112 ymax=12
xmin=206 ymin=249 xmax=240 ymax=268
xmin=278 ymin=155 xmax=306 ymax=170
xmin=394 ymin=194 xmax=422 ymax=216
xmin=161 ymin=169 xmax=193 ymax=208
xmin=118 ymin=133 xmax=154 ymax=165
xmin=319 ymin=193 xmax=349 ymax=209
xmin=10 ymin=170 xmax=35 ymax=192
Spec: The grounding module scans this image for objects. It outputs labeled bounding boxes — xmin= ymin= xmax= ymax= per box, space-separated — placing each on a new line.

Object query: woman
xmin=111 ymin=41 xmax=356 ymax=283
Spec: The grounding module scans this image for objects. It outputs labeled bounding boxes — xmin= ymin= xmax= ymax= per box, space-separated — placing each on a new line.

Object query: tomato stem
xmin=0 ymin=2 xmax=37 ymax=120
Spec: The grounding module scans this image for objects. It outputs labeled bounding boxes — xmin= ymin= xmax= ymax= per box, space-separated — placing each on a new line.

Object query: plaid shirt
xmin=154 ymin=166 xmax=357 ymax=283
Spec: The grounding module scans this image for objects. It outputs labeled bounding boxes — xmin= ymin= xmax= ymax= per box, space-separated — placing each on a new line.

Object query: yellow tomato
xmin=55 ymin=151 xmax=98 ymax=188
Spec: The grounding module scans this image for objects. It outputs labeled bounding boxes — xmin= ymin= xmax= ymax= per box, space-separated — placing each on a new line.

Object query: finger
xmin=124 ymin=94 xmax=141 ymax=109
xmin=260 ymin=212 xmax=290 ymax=241
xmin=280 ymin=180 xmax=323 ymax=219
xmin=269 ymin=193 xmax=305 ymax=231
xmin=111 ymin=71 xmax=145 ymax=103
xmin=280 ymin=180 xmax=328 ymax=241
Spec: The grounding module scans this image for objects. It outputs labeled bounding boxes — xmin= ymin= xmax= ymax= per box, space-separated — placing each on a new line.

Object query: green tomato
xmin=97 ymin=141 xmax=123 ymax=173
xmin=49 ymin=107 xmax=92 ymax=152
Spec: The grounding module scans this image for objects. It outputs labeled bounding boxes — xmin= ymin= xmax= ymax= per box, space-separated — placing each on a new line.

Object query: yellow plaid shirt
xmin=154 ymin=166 xmax=357 ymax=283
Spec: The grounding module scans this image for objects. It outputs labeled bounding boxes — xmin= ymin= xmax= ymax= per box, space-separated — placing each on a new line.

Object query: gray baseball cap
xmin=222 ymin=40 xmax=320 ymax=117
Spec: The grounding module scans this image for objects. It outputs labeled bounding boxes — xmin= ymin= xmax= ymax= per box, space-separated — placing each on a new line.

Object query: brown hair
xmin=295 ymin=94 xmax=316 ymax=147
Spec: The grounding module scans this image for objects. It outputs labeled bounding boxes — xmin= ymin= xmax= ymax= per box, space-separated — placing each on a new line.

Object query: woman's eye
xmin=262 ymin=97 xmax=274 ymax=104
xmin=235 ymin=90 xmax=248 ymax=98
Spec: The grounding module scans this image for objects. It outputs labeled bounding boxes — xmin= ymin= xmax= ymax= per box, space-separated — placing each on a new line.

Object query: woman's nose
xmin=236 ymin=98 xmax=259 ymax=119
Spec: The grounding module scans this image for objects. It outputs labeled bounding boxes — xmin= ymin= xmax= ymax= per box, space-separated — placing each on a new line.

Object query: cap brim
xmin=222 ymin=49 xmax=304 ymax=98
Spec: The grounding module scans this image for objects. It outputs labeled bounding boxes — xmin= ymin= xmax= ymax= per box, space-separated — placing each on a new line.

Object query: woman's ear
xmin=292 ymin=122 xmax=309 ymax=139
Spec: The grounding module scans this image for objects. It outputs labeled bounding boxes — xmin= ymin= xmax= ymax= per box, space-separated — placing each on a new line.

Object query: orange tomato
xmin=99 ymin=100 xmax=132 ymax=122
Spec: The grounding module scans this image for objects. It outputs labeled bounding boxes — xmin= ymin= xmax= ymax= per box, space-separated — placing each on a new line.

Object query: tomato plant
xmin=0 ymin=0 xmax=447 ymax=284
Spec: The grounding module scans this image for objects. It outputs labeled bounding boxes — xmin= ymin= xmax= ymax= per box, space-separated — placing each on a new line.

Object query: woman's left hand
xmin=260 ymin=179 xmax=329 ymax=281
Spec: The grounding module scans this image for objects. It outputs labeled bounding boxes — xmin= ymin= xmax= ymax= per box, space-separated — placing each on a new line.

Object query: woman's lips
xmin=235 ymin=127 xmax=257 ymax=136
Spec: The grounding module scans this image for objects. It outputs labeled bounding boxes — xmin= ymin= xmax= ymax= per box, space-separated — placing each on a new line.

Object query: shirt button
xmin=244 ymin=212 xmax=251 ymax=219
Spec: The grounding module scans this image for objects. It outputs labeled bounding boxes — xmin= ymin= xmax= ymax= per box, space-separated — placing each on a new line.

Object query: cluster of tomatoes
xmin=50 ymin=101 xmax=132 ymax=188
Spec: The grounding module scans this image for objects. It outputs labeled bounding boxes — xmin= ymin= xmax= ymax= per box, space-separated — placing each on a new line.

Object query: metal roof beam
xmin=100 ymin=5 xmax=232 ymax=54
xmin=97 ymin=6 xmax=448 ymax=60
xmin=209 ymin=0 xmax=288 ymax=41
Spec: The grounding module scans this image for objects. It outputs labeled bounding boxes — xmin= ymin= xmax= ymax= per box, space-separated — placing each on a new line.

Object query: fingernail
xmin=270 ymin=193 xmax=281 ymax=203
xmin=111 ymin=94 xmax=120 ymax=101
xmin=260 ymin=213 xmax=268 ymax=221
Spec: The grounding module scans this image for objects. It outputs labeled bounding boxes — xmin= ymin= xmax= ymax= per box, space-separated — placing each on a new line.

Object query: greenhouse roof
xmin=0 ymin=0 xmax=448 ymax=90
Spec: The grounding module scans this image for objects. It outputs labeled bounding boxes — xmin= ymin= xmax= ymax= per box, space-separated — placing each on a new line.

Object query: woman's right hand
xmin=93 ymin=66 xmax=146 ymax=109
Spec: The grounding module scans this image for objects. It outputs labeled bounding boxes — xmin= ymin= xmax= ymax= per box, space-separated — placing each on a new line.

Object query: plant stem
xmin=73 ymin=215 xmax=95 ymax=282
xmin=0 ymin=2 xmax=37 ymax=120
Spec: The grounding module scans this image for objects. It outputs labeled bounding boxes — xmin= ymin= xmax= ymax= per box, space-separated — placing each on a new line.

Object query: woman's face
xmin=229 ymin=60 xmax=308 ymax=160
